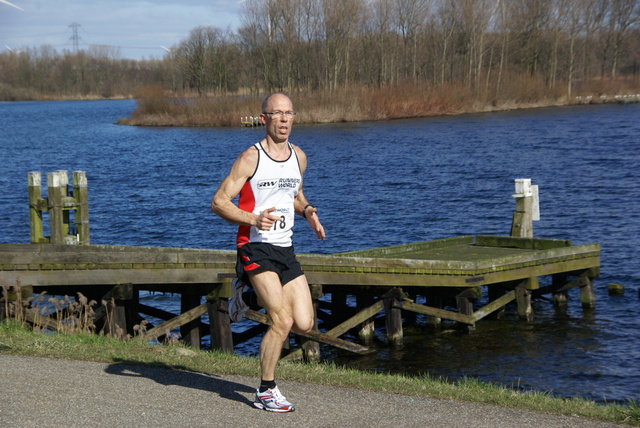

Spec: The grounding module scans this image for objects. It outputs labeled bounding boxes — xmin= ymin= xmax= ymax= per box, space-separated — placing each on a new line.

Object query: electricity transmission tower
xmin=68 ymin=23 xmax=82 ymax=53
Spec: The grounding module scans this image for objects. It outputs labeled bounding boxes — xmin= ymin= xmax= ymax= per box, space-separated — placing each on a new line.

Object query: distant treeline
xmin=1 ymin=0 xmax=639 ymax=102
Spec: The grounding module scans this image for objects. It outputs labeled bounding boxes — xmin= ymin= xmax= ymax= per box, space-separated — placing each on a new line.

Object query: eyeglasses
xmin=263 ymin=111 xmax=296 ymax=119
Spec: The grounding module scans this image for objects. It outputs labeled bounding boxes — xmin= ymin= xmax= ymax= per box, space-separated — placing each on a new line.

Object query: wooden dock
xmin=0 ymin=172 xmax=601 ymax=362
xmin=0 ymin=235 xmax=600 ymax=360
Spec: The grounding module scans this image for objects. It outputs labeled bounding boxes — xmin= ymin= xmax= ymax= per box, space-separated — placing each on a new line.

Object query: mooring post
xmin=511 ymin=178 xmax=540 ymax=292
xmin=47 ymin=171 xmax=66 ymax=244
xmin=511 ymin=178 xmax=538 ymax=238
xmin=72 ymin=171 xmax=90 ymax=244
xmin=28 ymin=172 xmax=45 ymax=243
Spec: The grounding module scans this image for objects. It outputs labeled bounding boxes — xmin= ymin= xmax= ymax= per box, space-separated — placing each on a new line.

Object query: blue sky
xmin=0 ymin=0 xmax=244 ymax=60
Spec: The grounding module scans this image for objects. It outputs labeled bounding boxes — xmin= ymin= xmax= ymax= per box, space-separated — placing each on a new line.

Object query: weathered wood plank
xmin=393 ymin=300 xmax=475 ymax=325
xmin=471 ymin=290 xmax=516 ymax=322
xmin=475 ymin=235 xmax=571 ymax=250
xmin=243 ymin=309 xmax=371 ymax=354
xmin=139 ymin=303 xmax=208 ymax=343
xmin=325 ymin=300 xmax=385 ymax=338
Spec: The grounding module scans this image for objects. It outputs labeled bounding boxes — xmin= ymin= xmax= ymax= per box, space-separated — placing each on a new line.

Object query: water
xmin=1 ymin=100 xmax=638 ymax=402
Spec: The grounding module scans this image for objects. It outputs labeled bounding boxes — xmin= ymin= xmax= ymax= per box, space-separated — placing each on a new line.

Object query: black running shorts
xmin=236 ymin=243 xmax=304 ymax=287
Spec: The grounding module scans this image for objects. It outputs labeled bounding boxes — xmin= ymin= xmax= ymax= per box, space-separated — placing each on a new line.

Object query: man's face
xmin=262 ymin=95 xmax=294 ymax=143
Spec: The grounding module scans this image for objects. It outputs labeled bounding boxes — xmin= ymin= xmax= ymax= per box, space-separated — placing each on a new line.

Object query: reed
xmin=117 ymin=77 xmax=640 ymax=128
xmin=0 ymin=284 xmax=173 ymax=342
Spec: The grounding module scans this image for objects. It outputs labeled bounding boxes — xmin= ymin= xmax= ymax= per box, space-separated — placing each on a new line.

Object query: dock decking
xmin=0 ymin=235 xmax=600 ymax=360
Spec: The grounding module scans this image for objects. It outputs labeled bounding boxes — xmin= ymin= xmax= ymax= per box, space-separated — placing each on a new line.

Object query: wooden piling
xmin=28 ymin=172 xmax=45 ymax=244
xmin=551 ymin=274 xmax=569 ymax=307
xmin=29 ymin=170 xmax=90 ymax=245
xmin=515 ymin=280 xmax=534 ymax=321
xmin=47 ymin=171 xmax=65 ymax=244
xmin=383 ymin=288 xmax=404 ymax=349
xmin=73 ymin=171 xmax=90 ymax=244
xmin=356 ymin=290 xmax=376 ymax=343
xmin=207 ymin=297 xmax=233 ymax=353
xmin=181 ymin=288 xmax=202 ymax=348
xmin=580 ymin=275 xmax=596 ymax=309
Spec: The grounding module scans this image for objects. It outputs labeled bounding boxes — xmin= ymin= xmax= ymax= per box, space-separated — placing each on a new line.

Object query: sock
xmin=259 ymin=379 xmax=276 ymax=393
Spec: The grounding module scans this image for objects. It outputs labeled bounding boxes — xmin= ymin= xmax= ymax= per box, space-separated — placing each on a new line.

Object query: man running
xmin=211 ymin=93 xmax=325 ymax=412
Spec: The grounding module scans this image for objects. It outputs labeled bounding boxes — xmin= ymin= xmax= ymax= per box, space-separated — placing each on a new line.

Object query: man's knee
xmin=271 ymin=313 xmax=295 ymax=335
xmin=295 ymin=315 xmax=315 ymax=335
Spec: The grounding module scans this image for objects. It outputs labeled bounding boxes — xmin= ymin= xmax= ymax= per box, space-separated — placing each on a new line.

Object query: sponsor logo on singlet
xmin=258 ymin=178 xmax=300 ymax=189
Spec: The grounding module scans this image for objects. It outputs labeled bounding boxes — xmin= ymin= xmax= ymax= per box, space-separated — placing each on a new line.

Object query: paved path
xmin=0 ymin=354 xmax=627 ymax=428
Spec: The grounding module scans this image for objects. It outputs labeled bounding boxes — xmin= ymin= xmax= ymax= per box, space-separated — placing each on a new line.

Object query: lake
xmin=1 ymin=99 xmax=638 ymax=403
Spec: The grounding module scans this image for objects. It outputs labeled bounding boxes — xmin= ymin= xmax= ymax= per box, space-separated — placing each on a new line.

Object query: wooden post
xmin=424 ymin=288 xmax=443 ymax=328
xmin=510 ymin=179 xmax=539 ymax=290
xmin=551 ymin=274 xmax=569 ymax=307
xmin=383 ymin=288 xmax=403 ymax=349
xmin=47 ymin=171 xmax=65 ymax=244
xmin=301 ymin=284 xmax=322 ymax=362
xmin=57 ymin=171 xmax=71 ymax=238
xmin=357 ymin=290 xmax=375 ymax=343
xmin=515 ymin=280 xmax=534 ymax=321
xmin=331 ymin=290 xmax=347 ymax=325
xmin=580 ymin=276 xmax=596 ymax=309
xmin=487 ymin=286 xmax=507 ymax=319
xmin=510 ymin=178 xmax=538 ymax=238
xmin=105 ymin=283 xmax=134 ymax=339
xmin=456 ymin=287 xmax=480 ymax=333
xmin=28 ymin=172 xmax=45 ymax=243
xmin=180 ymin=288 xmax=202 ymax=348
xmin=72 ymin=171 xmax=90 ymax=244
xmin=207 ymin=296 xmax=233 ymax=353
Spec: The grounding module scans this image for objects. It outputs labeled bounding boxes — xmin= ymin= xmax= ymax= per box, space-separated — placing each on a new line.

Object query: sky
xmin=0 ymin=0 xmax=244 ymax=60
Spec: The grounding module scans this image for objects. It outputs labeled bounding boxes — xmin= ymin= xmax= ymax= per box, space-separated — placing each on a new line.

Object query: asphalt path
xmin=0 ymin=353 xmax=628 ymax=428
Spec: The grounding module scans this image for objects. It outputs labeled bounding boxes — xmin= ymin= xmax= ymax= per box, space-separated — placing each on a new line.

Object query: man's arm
xmin=211 ymin=147 xmax=280 ymax=230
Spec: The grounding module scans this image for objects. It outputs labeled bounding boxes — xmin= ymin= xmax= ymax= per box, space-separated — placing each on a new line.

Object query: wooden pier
xmin=0 ymin=173 xmax=601 ymax=362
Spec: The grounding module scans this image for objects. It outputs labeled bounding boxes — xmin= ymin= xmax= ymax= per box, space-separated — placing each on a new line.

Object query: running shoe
xmin=253 ymin=386 xmax=295 ymax=413
xmin=228 ymin=278 xmax=249 ymax=322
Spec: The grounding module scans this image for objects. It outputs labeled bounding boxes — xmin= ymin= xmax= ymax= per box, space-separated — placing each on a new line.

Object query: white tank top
xmin=236 ymin=141 xmax=301 ymax=248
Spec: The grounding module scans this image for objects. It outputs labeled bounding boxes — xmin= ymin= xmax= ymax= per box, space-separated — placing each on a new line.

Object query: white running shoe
xmin=253 ymin=386 xmax=295 ymax=413
xmin=228 ymin=278 xmax=249 ymax=322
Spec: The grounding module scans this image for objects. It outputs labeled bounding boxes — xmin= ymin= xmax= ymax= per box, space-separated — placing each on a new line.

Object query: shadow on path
xmin=104 ymin=360 xmax=255 ymax=407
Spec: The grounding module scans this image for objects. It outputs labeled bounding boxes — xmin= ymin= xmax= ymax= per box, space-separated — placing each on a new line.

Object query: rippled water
xmin=1 ymin=100 xmax=638 ymax=402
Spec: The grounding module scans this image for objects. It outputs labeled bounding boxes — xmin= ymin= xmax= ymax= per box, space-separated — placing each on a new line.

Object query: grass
xmin=1 ymin=320 xmax=639 ymax=426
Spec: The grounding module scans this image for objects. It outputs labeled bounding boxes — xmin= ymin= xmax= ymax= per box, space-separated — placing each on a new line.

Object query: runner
xmin=211 ymin=93 xmax=325 ymax=412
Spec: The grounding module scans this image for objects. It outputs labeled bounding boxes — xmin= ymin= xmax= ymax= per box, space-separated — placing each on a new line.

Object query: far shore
xmin=115 ymin=92 xmax=640 ymax=128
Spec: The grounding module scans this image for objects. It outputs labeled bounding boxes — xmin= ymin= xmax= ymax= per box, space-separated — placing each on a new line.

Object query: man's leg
xmin=248 ymin=271 xmax=314 ymax=380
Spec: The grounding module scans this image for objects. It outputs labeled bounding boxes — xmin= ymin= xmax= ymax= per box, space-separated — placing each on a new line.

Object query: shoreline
xmin=116 ymin=95 xmax=640 ymax=128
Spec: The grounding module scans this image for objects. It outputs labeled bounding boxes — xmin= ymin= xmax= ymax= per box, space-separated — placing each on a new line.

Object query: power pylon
xmin=68 ymin=23 xmax=81 ymax=53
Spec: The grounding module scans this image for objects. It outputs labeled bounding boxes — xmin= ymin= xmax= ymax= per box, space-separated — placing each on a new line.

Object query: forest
xmin=1 ymin=0 xmax=639 ymax=123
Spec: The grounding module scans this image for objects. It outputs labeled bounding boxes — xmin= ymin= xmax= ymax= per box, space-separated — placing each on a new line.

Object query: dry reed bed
xmin=117 ymin=77 xmax=640 ymax=128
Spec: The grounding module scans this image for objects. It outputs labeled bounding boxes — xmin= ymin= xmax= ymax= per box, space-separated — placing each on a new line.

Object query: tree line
xmin=2 ymin=0 xmax=639 ymax=102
